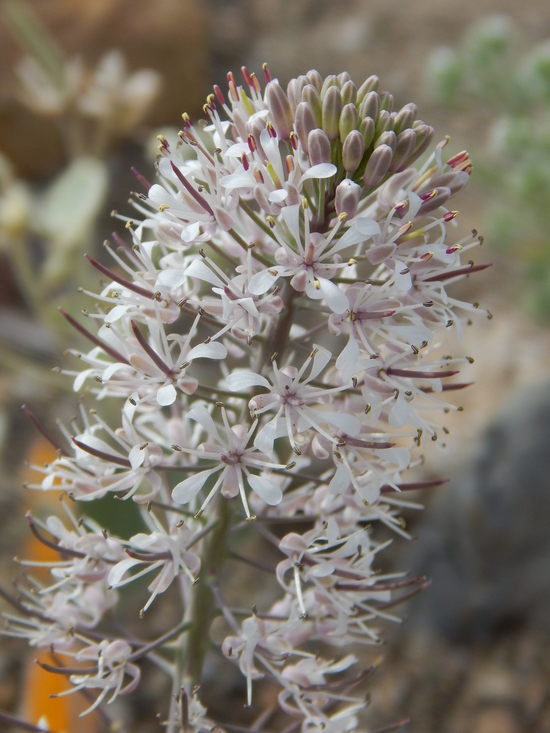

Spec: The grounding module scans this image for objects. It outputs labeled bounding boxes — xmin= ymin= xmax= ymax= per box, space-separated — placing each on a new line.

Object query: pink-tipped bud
xmin=306 ymin=69 xmax=323 ymax=92
xmin=363 ymin=144 xmax=393 ymax=189
xmin=360 ymin=117 xmax=376 ymax=148
xmin=322 ymin=86 xmax=343 ymax=141
xmin=389 ymin=129 xmax=417 ymax=172
xmin=394 ymin=103 xmax=417 ymax=135
xmin=402 ymin=122 xmax=435 ymax=168
xmin=308 ymin=128 xmax=332 ymax=166
xmin=302 ymin=84 xmax=323 ymax=127
xmin=356 ymin=75 xmax=379 ymax=105
xmin=287 ymin=75 xmax=308 ymax=115
xmin=320 ymin=74 xmax=339 ymax=100
xmin=335 ymin=179 xmax=361 ymax=218
xmin=341 ymin=80 xmax=357 ymax=106
xmin=375 ymin=110 xmax=393 ymax=138
xmin=342 ymin=130 xmax=365 ymax=173
xmin=295 ymin=102 xmax=317 ymax=154
xmin=339 ymin=103 xmax=360 ymax=143
xmin=429 ymin=170 xmax=470 ymax=196
xmin=359 ymin=90 xmax=380 ymax=121
xmin=379 ymin=91 xmax=394 ymax=113
xmin=265 ymin=80 xmax=294 ymax=140
xmin=375 ymin=130 xmax=396 ymax=154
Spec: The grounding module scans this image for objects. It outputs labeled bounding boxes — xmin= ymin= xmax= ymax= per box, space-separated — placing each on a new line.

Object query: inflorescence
xmin=3 ymin=66 xmax=491 ymax=733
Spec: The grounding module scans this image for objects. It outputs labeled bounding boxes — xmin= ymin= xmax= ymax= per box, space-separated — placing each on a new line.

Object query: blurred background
xmin=1 ymin=1 xmax=550 ymax=732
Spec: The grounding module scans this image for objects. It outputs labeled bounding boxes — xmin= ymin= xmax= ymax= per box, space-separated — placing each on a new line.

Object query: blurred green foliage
xmin=429 ymin=15 xmax=550 ymax=317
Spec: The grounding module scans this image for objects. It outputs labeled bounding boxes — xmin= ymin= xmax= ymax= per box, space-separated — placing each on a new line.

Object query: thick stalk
xmin=258 ymin=283 xmax=299 ymax=371
xmin=178 ymin=497 xmax=234 ymax=691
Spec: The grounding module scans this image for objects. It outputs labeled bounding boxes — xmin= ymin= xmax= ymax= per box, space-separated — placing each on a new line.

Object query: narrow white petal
xmin=172 ymin=470 xmax=213 ymax=503
xmin=247 ymin=474 xmax=283 ymax=506
xmin=226 ymin=371 xmax=271 ymax=391
xmin=300 ymin=163 xmax=337 ymax=182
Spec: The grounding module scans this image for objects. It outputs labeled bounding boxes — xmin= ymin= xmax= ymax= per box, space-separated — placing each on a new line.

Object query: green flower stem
xmin=178 ymin=497 xmax=234 ymax=691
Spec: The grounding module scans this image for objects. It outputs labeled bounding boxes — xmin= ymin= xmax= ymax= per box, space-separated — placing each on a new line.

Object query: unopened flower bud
xmin=335 ymin=179 xmax=361 ymax=218
xmin=394 ymin=103 xmax=417 ymax=135
xmin=287 ymin=76 xmax=308 ymax=115
xmin=308 ymin=128 xmax=332 ymax=165
xmin=322 ymin=86 xmax=343 ymax=141
xmin=379 ymin=91 xmax=394 ymax=112
xmin=339 ymin=103 xmax=360 ymax=142
xmin=360 ymin=117 xmax=376 ymax=148
xmin=302 ymin=84 xmax=323 ymax=127
xmin=342 ymin=130 xmax=365 ymax=173
xmin=356 ymin=75 xmax=379 ymax=104
xmin=418 ymin=186 xmax=452 ymax=216
xmin=306 ymin=69 xmax=323 ymax=92
xmin=389 ymin=128 xmax=417 ymax=172
xmin=341 ymin=80 xmax=357 ymax=105
xmin=363 ymin=144 xmax=392 ymax=188
xmin=265 ymin=80 xmax=294 ymax=140
xmin=375 ymin=130 xmax=396 ymax=154
xmin=320 ymin=74 xmax=339 ymax=100
xmin=403 ymin=122 xmax=435 ymax=167
xmin=359 ymin=91 xmax=380 ymax=121
xmin=338 ymin=71 xmax=351 ymax=86
xmin=428 ymin=170 xmax=470 ymax=196
xmin=375 ymin=109 xmax=393 ymax=138
xmin=295 ymin=102 xmax=317 ymax=154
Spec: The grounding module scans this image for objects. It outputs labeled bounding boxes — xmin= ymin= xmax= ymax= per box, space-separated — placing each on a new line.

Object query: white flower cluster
xmin=7 ymin=67 xmax=490 ymax=732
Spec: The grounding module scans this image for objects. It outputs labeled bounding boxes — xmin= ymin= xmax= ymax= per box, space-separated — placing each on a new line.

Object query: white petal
xmin=389 ymin=393 xmax=410 ymax=428
xmin=226 ymin=371 xmax=271 ymax=391
xmin=187 ymin=405 xmax=219 ymax=439
xmin=172 ymin=470 xmax=213 ymax=503
xmin=128 ymin=444 xmax=146 ymax=469
xmin=104 ymin=305 xmax=130 ymax=323
xmin=354 ymin=217 xmax=381 ymax=237
xmin=248 ymin=267 xmax=282 ymax=295
xmin=185 ymin=259 xmax=225 ymax=287
xmin=187 ymin=341 xmax=227 ymax=360
xmin=300 ymin=163 xmax=337 ymax=182
xmin=336 ymin=335 xmax=360 ymax=375
xmin=318 ymin=410 xmax=361 ymax=436
xmin=219 ymin=168 xmax=254 ymax=189
xmin=181 ymin=222 xmax=201 ymax=242
xmin=156 ymin=269 xmax=187 ymax=288
xmin=108 ymin=558 xmax=141 ymax=587
xmin=307 ymin=344 xmax=332 ymax=381
xmin=247 ymin=474 xmax=282 ymax=506
xmin=328 ymin=464 xmax=351 ymax=495
xmin=226 ymin=142 xmax=250 ymax=157
xmin=268 ymin=189 xmax=288 ymax=203
xmin=157 ymin=384 xmax=177 ymax=406
xmin=102 ymin=362 xmax=129 ymax=381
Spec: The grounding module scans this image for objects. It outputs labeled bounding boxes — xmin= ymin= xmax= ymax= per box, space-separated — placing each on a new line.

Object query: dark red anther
xmin=84 ymin=255 xmax=158 ymax=300
xmin=241 ymin=66 xmax=253 ymax=88
xmin=131 ymin=167 xmax=152 ymax=192
xmin=423 ymin=262 xmax=492 ymax=283
xmin=59 ymin=306 xmax=131 ymax=365
xmin=262 ymin=63 xmax=271 ymax=83
xmin=420 ymin=188 xmax=437 ymax=201
xmin=242 ymin=153 xmax=249 ymax=171
xmin=247 ymin=134 xmax=257 ymax=153
xmin=214 ymin=84 xmax=226 ymax=106
xmin=72 ymin=437 xmax=132 ymax=468
xmin=250 ymin=72 xmax=262 ymax=94
xmin=289 ymin=131 xmax=298 ymax=150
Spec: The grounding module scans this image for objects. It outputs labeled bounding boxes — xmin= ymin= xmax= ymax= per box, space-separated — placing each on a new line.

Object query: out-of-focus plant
xmin=0 ymin=0 xmax=162 ymax=385
xmin=429 ymin=15 xmax=550 ymax=316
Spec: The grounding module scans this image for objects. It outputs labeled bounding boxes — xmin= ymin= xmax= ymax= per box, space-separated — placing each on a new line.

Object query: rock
xmin=402 ymin=381 xmax=550 ymax=640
